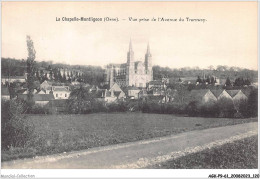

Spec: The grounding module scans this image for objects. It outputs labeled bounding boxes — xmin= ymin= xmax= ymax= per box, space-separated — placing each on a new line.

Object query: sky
xmin=2 ymin=2 xmax=258 ymax=70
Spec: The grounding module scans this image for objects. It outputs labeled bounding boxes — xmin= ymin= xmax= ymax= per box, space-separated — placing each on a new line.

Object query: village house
xmin=211 ymin=89 xmax=233 ymax=100
xmin=138 ymin=89 xmax=148 ymax=99
xmin=188 ymin=89 xmax=217 ymax=104
xmin=148 ymin=80 xmax=167 ymax=90
xmin=125 ymin=86 xmax=140 ymax=99
xmin=109 ymin=83 xmax=126 ymax=99
xmin=96 ymin=86 xmax=126 ymax=103
xmin=52 ymin=86 xmax=71 ymax=99
xmin=149 ymin=87 xmax=166 ymax=96
xmin=225 ymin=90 xmax=248 ymax=110
xmin=40 ymin=80 xmax=52 ymax=90
xmin=226 ymin=90 xmax=248 ymax=102
xmin=96 ymin=89 xmax=117 ymax=103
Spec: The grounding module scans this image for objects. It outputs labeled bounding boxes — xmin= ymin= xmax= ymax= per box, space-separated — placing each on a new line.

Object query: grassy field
xmin=2 ymin=112 xmax=257 ymax=161
xmin=152 ymin=136 xmax=258 ymax=169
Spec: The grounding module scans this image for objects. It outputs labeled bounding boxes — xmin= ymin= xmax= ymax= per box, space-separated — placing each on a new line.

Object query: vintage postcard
xmin=1 ymin=1 xmax=258 ymax=178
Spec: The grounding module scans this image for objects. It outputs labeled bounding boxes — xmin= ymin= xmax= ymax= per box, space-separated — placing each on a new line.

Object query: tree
xmin=36 ymin=70 xmax=40 ymax=81
xmin=67 ymin=86 xmax=95 ymax=114
xmin=26 ymin=36 xmax=36 ymax=107
xmin=210 ymin=76 xmax=215 ymax=85
xmin=2 ymin=99 xmax=34 ymax=149
xmin=44 ymin=73 xmax=49 ymax=81
xmin=225 ymin=77 xmax=231 ymax=86
xmin=205 ymin=76 xmax=211 ymax=84
xmin=40 ymin=70 xmax=44 ymax=82
xmin=234 ymin=77 xmax=245 ymax=87
xmin=58 ymin=70 xmax=62 ymax=82
xmin=247 ymin=89 xmax=258 ymax=117
xmin=244 ymin=78 xmax=251 ymax=86
xmin=53 ymin=69 xmax=58 ymax=81
xmin=196 ymin=76 xmax=202 ymax=84
xmin=49 ymin=70 xmax=53 ymax=81
xmin=62 ymin=73 xmax=66 ymax=83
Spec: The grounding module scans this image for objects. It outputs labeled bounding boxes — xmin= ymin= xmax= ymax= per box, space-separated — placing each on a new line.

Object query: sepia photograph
xmin=1 ymin=1 xmax=258 ymax=178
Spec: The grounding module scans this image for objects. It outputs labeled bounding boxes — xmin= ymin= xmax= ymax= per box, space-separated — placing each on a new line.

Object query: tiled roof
xmin=53 ymin=86 xmax=70 ymax=92
xmin=41 ymin=80 xmax=52 ymax=85
xmin=189 ymin=89 xmax=211 ymax=101
xmin=211 ymin=89 xmax=224 ymax=98
xmin=241 ymin=88 xmax=251 ymax=97
xmin=226 ymin=90 xmax=240 ymax=98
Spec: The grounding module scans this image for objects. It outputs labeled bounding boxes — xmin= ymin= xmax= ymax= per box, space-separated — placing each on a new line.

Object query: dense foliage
xmin=1 ymin=99 xmax=34 ymax=150
xmin=152 ymin=65 xmax=257 ymax=83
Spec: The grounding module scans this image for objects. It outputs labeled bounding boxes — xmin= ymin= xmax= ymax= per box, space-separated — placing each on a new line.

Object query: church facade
xmin=105 ymin=40 xmax=153 ymax=88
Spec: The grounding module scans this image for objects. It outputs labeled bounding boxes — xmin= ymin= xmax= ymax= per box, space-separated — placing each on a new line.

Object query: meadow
xmin=152 ymin=135 xmax=258 ymax=169
xmin=2 ymin=112 xmax=257 ymax=161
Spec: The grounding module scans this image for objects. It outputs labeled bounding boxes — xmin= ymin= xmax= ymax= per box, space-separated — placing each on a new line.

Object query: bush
xmin=142 ymin=101 xmax=164 ymax=114
xmin=107 ymin=101 xmax=128 ymax=112
xmin=127 ymin=100 xmax=143 ymax=112
xmin=1 ymin=99 xmax=35 ymax=150
xmin=92 ymin=100 xmax=107 ymax=113
xmin=247 ymin=89 xmax=258 ymax=117
xmin=186 ymin=101 xmax=201 ymax=117
xmin=200 ymin=102 xmax=219 ymax=117
xmin=238 ymin=100 xmax=249 ymax=118
xmin=165 ymin=103 xmax=186 ymax=114
xmin=66 ymin=99 xmax=93 ymax=114
xmin=217 ymin=98 xmax=236 ymax=118
xmin=29 ymin=104 xmax=51 ymax=114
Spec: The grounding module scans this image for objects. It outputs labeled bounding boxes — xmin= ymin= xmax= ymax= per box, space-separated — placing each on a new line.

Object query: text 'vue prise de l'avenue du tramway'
xmin=56 ymin=17 xmax=207 ymax=23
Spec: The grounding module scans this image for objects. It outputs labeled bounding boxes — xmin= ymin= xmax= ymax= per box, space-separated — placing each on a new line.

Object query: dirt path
xmin=2 ymin=122 xmax=257 ymax=169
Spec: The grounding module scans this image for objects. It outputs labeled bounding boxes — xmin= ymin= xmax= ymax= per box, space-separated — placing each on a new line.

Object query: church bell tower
xmin=145 ymin=42 xmax=153 ymax=81
xmin=126 ymin=39 xmax=135 ymax=86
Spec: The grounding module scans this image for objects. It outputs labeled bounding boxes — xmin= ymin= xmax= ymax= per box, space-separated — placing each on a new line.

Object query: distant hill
xmin=152 ymin=65 xmax=258 ymax=83
xmin=1 ymin=57 xmax=257 ymax=85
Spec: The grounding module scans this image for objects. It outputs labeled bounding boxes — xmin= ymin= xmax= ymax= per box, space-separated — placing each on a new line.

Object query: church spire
xmin=146 ymin=42 xmax=151 ymax=54
xmin=129 ymin=38 xmax=133 ymax=52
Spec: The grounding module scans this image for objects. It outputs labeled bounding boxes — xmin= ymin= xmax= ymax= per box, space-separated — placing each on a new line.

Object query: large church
xmin=105 ymin=40 xmax=153 ymax=88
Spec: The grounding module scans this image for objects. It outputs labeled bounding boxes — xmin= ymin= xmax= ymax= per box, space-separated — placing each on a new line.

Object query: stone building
xmin=106 ymin=40 xmax=153 ymax=88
